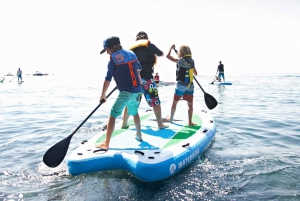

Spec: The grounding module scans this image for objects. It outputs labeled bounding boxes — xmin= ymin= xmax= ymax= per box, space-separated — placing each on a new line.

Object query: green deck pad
xmin=162 ymin=114 xmax=202 ymax=149
xmin=95 ymin=113 xmax=152 ymax=143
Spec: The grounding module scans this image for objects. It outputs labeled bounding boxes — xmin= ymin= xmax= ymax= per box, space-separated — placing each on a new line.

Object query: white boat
xmin=33 ymin=71 xmax=48 ymax=76
xmin=157 ymin=81 xmax=176 ymax=87
xmin=4 ymin=72 xmax=14 ymax=76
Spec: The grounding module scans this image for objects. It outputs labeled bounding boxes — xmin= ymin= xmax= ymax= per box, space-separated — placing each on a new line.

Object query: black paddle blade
xmin=43 ymin=134 xmax=73 ymax=168
xmin=42 ymin=86 xmax=118 ymax=168
xmin=204 ymin=92 xmax=218 ymax=110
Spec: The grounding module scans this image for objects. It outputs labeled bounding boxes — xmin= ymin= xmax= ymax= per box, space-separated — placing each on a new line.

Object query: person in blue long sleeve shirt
xmin=96 ymin=36 xmax=143 ymax=150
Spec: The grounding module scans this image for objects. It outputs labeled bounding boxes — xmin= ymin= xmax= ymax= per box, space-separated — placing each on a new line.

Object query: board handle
xmin=182 ymin=143 xmax=190 ymax=148
xmin=134 ymin=150 xmax=145 ymax=155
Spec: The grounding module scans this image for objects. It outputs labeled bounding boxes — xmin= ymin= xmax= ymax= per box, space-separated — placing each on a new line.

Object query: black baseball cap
xmin=136 ymin=31 xmax=148 ymax=40
xmin=100 ymin=36 xmax=120 ymax=54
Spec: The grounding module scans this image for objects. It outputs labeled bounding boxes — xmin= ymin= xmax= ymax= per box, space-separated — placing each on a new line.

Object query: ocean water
xmin=0 ymin=73 xmax=299 ymax=201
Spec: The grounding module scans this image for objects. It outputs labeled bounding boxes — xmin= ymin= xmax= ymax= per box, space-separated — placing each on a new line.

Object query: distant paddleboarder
xmin=17 ymin=68 xmax=23 ymax=82
xmin=216 ymin=61 xmax=225 ymax=82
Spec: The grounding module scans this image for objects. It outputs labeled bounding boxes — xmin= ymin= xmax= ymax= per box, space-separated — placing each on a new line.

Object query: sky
xmin=1 ymin=0 xmax=300 ymax=76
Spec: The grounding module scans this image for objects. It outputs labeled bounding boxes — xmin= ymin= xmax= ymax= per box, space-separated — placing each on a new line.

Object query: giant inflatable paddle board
xmin=67 ymin=101 xmax=216 ymax=182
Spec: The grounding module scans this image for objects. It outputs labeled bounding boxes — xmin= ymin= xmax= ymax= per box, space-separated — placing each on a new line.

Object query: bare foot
xmin=188 ymin=123 xmax=197 ymax=126
xmin=121 ymin=123 xmax=129 ymax=129
xmin=135 ymin=134 xmax=143 ymax=141
xmin=95 ymin=142 xmax=109 ymax=149
xmin=158 ymin=123 xmax=169 ymax=129
xmin=162 ymin=116 xmax=170 ymax=123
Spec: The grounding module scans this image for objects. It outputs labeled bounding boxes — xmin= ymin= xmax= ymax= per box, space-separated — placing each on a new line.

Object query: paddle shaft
xmin=43 ymin=86 xmax=117 ymax=167
xmin=9 ymin=76 xmax=17 ymax=82
xmin=211 ymin=71 xmax=218 ymax=84
xmin=72 ymin=87 xmax=117 ymax=135
xmin=69 ymin=86 xmax=117 ymax=137
xmin=193 ymin=75 xmax=206 ymax=93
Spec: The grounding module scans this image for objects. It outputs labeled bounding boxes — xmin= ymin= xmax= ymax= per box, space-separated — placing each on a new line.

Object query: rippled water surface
xmin=1 ymin=74 xmax=299 ymax=200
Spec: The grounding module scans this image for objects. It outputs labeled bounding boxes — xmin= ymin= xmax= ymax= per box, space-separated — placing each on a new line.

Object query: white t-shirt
xmin=17 ymin=70 xmax=22 ymax=75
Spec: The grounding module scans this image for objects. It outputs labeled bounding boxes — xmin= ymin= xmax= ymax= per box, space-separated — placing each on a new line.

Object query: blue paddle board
xmin=212 ymin=81 xmax=232 ymax=85
xmin=67 ymin=101 xmax=216 ymax=182
xmin=218 ymin=82 xmax=232 ymax=85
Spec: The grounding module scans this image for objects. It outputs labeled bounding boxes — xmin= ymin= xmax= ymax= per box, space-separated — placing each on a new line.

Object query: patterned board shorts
xmin=174 ymin=82 xmax=194 ymax=102
xmin=110 ymin=91 xmax=141 ymax=118
xmin=141 ymin=78 xmax=161 ymax=107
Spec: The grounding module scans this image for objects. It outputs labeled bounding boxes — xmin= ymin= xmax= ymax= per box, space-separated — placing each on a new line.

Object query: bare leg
xmin=187 ymin=101 xmax=196 ymax=126
xmin=133 ymin=113 xmax=142 ymax=141
xmin=121 ymin=107 xmax=130 ymax=129
xmin=95 ymin=115 xmax=116 ymax=149
xmin=169 ymin=100 xmax=179 ymax=123
xmin=153 ymin=104 xmax=168 ymax=129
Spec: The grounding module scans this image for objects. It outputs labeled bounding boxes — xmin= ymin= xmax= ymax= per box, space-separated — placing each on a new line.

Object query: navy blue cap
xmin=100 ymin=36 xmax=120 ymax=54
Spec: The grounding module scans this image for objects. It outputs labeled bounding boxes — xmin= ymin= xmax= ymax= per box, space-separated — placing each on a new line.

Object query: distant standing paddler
xmin=217 ymin=61 xmax=225 ymax=82
xmin=17 ymin=68 xmax=22 ymax=82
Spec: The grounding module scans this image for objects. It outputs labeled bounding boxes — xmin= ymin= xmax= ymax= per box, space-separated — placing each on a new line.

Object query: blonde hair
xmin=178 ymin=45 xmax=192 ymax=58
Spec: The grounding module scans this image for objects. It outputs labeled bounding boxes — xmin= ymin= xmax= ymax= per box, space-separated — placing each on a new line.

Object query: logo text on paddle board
xmin=170 ymin=164 xmax=176 ymax=174
xmin=169 ymin=149 xmax=200 ymax=175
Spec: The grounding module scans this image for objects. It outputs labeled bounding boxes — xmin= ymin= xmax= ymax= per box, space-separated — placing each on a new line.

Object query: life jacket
xmin=111 ymin=49 xmax=140 ymax=87
xmin=176 ymin=56 xmax=194 ymax=88
xmin=130 ymin=39 xmax=157 ymax=73
xmin=218 ymin=64 xmax=224 ymax=72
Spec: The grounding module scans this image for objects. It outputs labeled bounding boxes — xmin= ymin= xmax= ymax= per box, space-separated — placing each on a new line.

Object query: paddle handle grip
xmin=173 ymin=48 xmax=178 ymax=54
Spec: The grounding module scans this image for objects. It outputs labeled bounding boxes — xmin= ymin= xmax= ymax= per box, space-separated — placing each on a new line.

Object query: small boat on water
xmin=33 ymin=71 xmax=48 ymax=76
xmin=158 ymin=81 xmax=176 ymax=87
xmin=4 ymin=72 xmax=14 ymax=76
